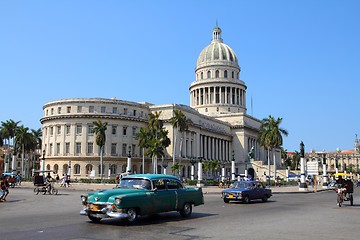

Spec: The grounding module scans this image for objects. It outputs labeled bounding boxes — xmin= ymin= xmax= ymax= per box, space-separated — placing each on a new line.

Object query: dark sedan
xmin=222 ymin=180 xmax=272 ymax=204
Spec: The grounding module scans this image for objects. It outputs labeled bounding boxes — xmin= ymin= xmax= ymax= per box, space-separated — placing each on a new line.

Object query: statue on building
xmin=248 ymin=146 xmax=255 ymax=161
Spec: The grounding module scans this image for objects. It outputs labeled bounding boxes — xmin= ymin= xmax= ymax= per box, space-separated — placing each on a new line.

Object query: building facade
xmin=40 ymin=25 xmax=271 ymax=180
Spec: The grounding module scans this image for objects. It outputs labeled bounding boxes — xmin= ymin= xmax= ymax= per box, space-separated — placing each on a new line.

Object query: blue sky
xmin=1 ymin=1 xmax=359 ymax=153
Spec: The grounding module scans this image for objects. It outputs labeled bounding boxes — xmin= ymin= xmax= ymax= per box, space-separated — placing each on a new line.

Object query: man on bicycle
xmin=45 ymin=173 xmax=55 ymax=192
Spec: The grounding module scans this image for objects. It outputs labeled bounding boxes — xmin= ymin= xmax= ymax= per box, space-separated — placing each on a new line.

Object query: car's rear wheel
xmin=350 ymin=195 xmax=354 ymax=206
xmin=126 ymin=208 xmax=138 ymax=223
xmin=88 ymin=215 xmax=101 ymax=223
xmin=262 ymin=195 xmax=268 ymax=202
xmin=223 ymin=198 xmax=230 ymax=203
xmin=180 ymin=203 xmax=192 ymax=217
xmin=243 ymin=195 xmax=250 ymax=204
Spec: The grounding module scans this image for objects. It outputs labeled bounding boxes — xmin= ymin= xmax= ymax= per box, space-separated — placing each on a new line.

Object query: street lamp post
xmin=299 ymin=141 xmax=308 ymax=191
xmin=126 ymin=146 xmax=132 ymax=173
xmin=189 ymin=157 xmax=196 ymax=180
xmin=197 ymin=157 xmax=203 ymax=187
xmin=68 ymin=160 xmax=71 ymax=177
xmin=41 ymin=150 xmax=45 ymax=176
xmin=322 ymin=152 xmax=328 ymax=188
xmin=162 ymin=158 xmax=168 ymax=175
xmin=231 ymin=151 xmax=235 ymax=181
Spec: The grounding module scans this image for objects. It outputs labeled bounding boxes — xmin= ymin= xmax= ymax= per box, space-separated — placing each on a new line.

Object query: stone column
xmin=299 ymin=141 xmax=308 ymax=191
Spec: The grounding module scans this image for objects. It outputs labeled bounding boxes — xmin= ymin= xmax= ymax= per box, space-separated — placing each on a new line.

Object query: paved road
xmin=0 ymin=186 xmax=359 ymax=240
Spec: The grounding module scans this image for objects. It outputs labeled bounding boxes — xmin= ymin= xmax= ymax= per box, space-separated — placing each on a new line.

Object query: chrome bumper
xmin=80 ymin=207 xmax=128 ymax=219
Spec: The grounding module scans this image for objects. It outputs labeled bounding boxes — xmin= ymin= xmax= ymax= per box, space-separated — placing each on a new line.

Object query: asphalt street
xmin=0 ymin=186 xmax=359 ymax=240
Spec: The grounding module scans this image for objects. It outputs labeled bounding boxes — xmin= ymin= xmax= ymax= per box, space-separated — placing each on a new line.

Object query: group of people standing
xmin=56 ymin=174 xmax=71 ymax=187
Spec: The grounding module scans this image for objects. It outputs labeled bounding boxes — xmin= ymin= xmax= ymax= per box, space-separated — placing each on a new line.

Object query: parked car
xmin=222 ymin=180 xmax=272 ymax=204
xmin=80 ymin=174 xmax=204 ymax=223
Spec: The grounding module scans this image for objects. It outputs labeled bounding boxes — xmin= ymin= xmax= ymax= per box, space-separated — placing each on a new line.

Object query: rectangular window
xmin=122 ymin=144 xmax=127 ymax=156
xmin=66 ymin=125 xmax=71 ymax=135
xmin=112 ymin=126 xmax=117 ymax=135
xmin=87 ymin=142 xmax=93 ymax=154
xmin=111 ymin=143 xmax=117 ymax=155
xmin=67 ymin=106 xmax=71 ymax=113
xmin=133 ymin=109 xmax=136 ymax=116
xmin=50 ymin=127 xmax=54 ymax=136
xmin=65 ymin=142 xmax=70 ymax=155
xmin=101 ymin=106 xmax=106 ymax=113
xmin=89 ymin=106 xmax=94 ymax=113
xmin=123 ymin=126 xmax=127 ymax=136
xmin=58 ymin=107 xmax=61 ymax=114
xmin=56 ymin=143 xmax=60 ymax=155
xmin=132 ymin=144 xmax=136 ymax=156
xmin=77 ymin=106 xmax=82 ymax=113
xmin=76 ymin=124 xmax=82 ymax=135
xmin=51 ymin=108 xmax=54 ymax=115
xmin=75 ymin=142 xmax=81 ymax=155
xmin=57 ymin=126 xmax=61 ymax=135
xmin=112 ymin=107 xmax=117 ymax=114
xmin=132 ymin=127 xmax=136 ymax=137
xmin=123 ymin=108 xmax=128 ymax=115
xmin=49 ymin=143 xmax=53 ymax=155
xmin=88 ymin=125 xmax=94 ymax=135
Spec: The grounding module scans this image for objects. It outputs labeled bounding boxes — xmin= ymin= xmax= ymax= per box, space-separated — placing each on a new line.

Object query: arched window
xmin=215 ymin=70 xmax=219 ymax=78
xmin=201 ymin=72 xmax=203 ymax=79
xmin=54 ymin=164 xmax=59 ymax=173
xmin=207 ymin=71 xmax=211 ymax=79
xmin=74 ymin=164 xmax=81 ymax=174
xmin=63 ymin=164 xmax=68 ymax=175
xmin=121 ymin=165 xmax=126 ymax=173
xmin=110 ymin=164 xmax=117 ymax=175
xmin=133 ymin=165 xmax=138 ymax=174
xmin=46 ymin=164 xmax=51 ymax=170
xmin=224 ymin=70 xmax=228 ymax=78
xmin=85 ymin=164 xmax=93 ymax=175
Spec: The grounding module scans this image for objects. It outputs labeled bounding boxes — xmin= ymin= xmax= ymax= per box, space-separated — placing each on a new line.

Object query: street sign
xmin=306 ymin=161 xmax=319 ymax=175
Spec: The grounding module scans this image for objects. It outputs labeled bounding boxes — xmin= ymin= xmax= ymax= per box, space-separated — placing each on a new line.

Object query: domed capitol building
xmin=40 ymin=25 xmax=274 ymax=180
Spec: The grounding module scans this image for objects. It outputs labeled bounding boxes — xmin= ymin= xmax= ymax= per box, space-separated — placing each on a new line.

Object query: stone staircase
xmin=250 ymin=160 xmax=288 ymax=179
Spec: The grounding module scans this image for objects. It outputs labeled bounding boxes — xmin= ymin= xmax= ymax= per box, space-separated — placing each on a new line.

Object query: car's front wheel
xmin=88 ymin=215 xmax=101 ymax=223
xmin=243 ymin=195 xmax=251 ymax=204
xmin=180 ymin=203 xmax=192 ymax=217
xmin=262 ymin=195 xmax=268 ymax=202
xmin=223 ymin=198 xmax=230 ymax=203
xmin=126 ymin=208 xmax=138 ymax=223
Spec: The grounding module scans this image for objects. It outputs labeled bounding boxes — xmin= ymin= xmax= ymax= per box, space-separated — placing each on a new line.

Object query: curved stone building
xmin=40 ymin=25 xmax=269 ymax=180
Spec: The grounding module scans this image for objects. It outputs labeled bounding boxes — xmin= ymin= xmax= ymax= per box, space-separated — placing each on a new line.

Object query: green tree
xmin=291 ymin=151 xmax=301 ymax=170
xmin=15 ymin=125 xmax=33 ymax=176
xmin=169 ymin=109 xmax=191 ymax=172
xmin=142 ymin=111 xmax=171 ymax=174
xmin=136 ymin=127 xmax=150 ymax=173
xmin=258 ymin=115 xmax=288 ymax=185
xmin=93 ymin=120 xmax=108 ymax=181
xmin=1 ymin=119 xmax=20 ymax=171
xmin=31 ymin=128 xmax=42 ymax=150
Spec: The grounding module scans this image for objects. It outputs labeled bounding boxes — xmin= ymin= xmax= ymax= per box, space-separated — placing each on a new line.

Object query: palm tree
xmin=169 ymin=109 xmax=191 ymax=175
xmin=15 ymin=125 xmax=33 ymax=177
xmin=93 ymin=120 xmax=108 ymax=182
xmin=1 ymin=119 xmax=20 ymax=172
xmin=258 ymin=115 xmax=288 ymax=186
xmin=136 ymin=127 xmax=150 ymax=173
xmin=292 ymin=151 xmax=301 ymax=170
xmin=31 ymin=128 xmax=42 ymax=150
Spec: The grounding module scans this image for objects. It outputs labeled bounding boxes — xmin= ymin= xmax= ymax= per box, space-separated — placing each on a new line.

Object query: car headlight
xmin=81 ymin=195 xmax=88 ymax=205
xmin=115 ymin=198 xmax=121 ymax=205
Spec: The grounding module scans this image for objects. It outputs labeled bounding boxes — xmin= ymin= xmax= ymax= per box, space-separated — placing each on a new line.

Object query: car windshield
xmin=232 ymin=182 xmax=250 ymax=189
xmin=118 ymin=178 xmax=151 ymax=190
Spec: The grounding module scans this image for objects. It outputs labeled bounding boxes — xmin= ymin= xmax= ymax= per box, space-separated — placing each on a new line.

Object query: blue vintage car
xmin=80 ymin=174 xmax=204 ymax=223
xmin=222 ymin=180 xmax=272 ymax=203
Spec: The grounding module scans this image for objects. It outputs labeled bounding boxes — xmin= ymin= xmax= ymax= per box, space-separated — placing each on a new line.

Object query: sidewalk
xmin=18 ymin=182 xmax=330 ymax=194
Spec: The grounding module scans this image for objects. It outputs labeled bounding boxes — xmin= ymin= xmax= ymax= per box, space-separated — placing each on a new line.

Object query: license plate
xmin=91 ymin=205 xmax=99 ymax=211
xmin=228 ymin=195 xmax=234 ymax=199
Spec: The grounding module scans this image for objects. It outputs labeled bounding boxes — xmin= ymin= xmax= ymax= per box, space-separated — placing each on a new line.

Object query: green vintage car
xmin=80 ymin=174 xmax=204 ymax=223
